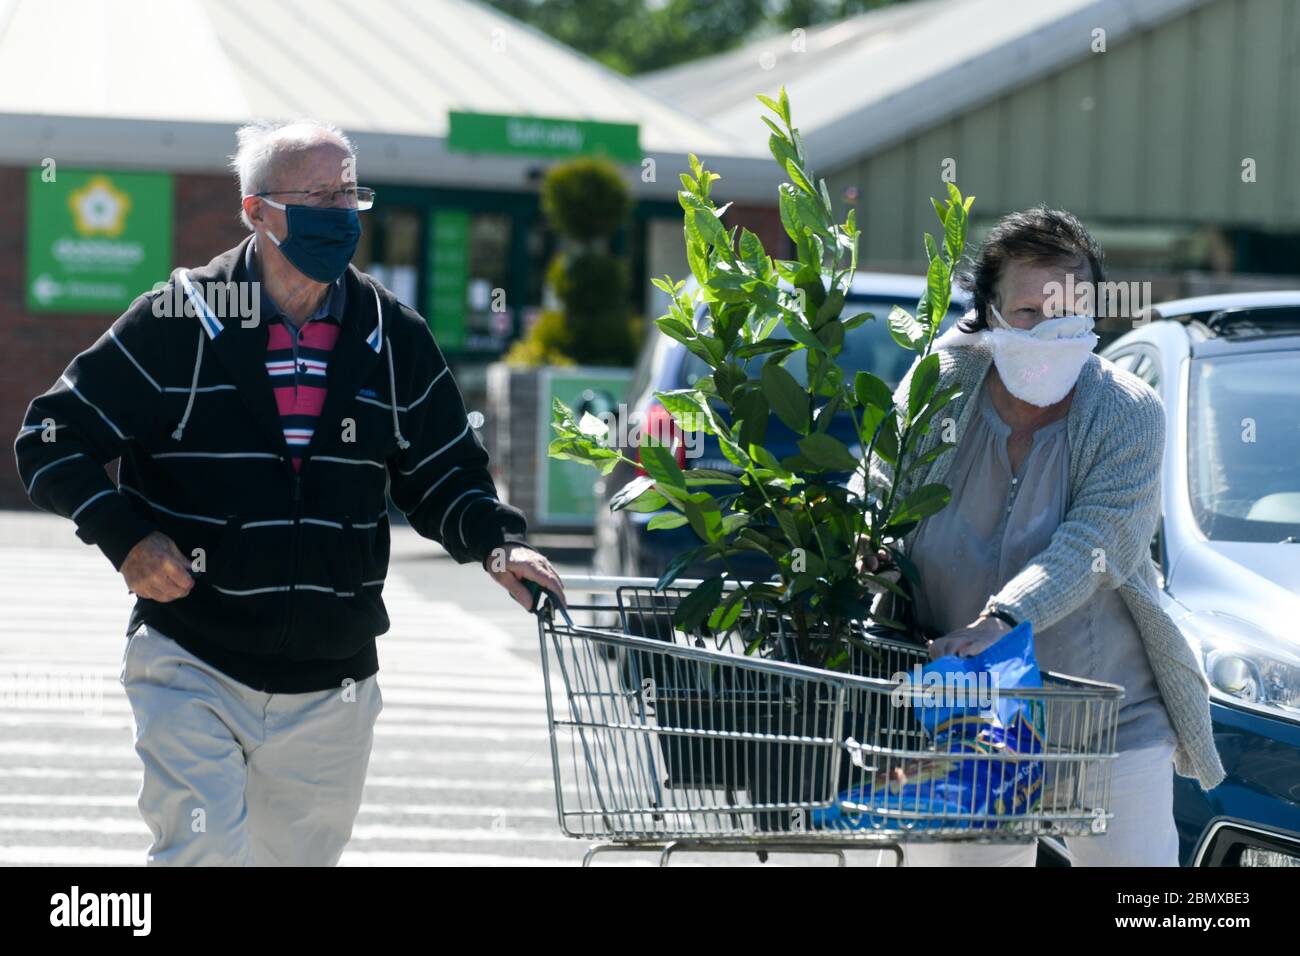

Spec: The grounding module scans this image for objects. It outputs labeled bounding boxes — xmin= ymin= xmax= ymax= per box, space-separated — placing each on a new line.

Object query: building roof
xmin=637 ymin=0 xmax=1213 ymax=172
xmin=0 ymin=0 xmax=778 ymax=197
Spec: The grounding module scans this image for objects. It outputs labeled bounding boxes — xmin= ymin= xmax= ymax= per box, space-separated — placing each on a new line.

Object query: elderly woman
xmin=853 ymin=207 xmax=1224 ymax=866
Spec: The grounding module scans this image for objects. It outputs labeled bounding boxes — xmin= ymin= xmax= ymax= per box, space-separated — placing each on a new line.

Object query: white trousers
xmin=897 ymin=739 xmax=1181 ymax=866
xmin=119 ymin=623 xmax=383 ymax=866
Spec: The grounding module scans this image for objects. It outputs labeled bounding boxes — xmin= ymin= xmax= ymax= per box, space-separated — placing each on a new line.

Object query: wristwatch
xmin=981 ymin=603 xmax=1020 ymax=630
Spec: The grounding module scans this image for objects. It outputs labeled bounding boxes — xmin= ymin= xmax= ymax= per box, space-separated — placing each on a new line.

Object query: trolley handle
xmin=523 ymin=579 xmax=572 ymax=625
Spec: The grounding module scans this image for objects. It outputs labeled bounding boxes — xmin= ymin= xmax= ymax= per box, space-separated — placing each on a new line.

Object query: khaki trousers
xmin=119 ymin=622 xmax=382 ymax=866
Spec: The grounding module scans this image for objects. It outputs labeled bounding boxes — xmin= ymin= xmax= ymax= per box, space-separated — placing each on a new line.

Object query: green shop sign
xmin=27 ymin=168 xmax=173 ymax=313
xmin=426 ymin=209 xmax=469 ymax=350
xmin=448 ymin=111 xmax=640 ymax=163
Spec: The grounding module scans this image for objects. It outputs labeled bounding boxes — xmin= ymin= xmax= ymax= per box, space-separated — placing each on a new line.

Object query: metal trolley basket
xmin=533 ymin=575 xmax=1123 ymax=866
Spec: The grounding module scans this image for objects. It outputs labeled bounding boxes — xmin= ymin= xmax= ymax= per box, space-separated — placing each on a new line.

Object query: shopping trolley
xmin=531 ymin=574 xmax=1123 ymax=866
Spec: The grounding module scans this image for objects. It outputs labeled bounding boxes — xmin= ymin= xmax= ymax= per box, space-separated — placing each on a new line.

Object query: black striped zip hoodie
xmin=13 ymin=237 xmax=528 ymax=692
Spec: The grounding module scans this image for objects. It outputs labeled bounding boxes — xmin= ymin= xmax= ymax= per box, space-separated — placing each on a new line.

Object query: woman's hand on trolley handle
xmin=927 ymin=613 xmax=1013 ymax=660
xmin=485 ymin=543 xmax=567 ymax=612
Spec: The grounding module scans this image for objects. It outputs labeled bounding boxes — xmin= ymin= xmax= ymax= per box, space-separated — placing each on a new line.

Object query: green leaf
xmin=903 ymin=439 xmax=958 ymax=474
xmin=577 ymin=412 xmax=608 ymax=442
xmin=673 ymin=575 xmax=725 ymax=631
xmin=734 ymin=389 xmax=769 ymax=449
xmin=863 ymin=573 xmax=909 ymax=601
xmin=911 ymin=384 xmax=964 ymax=435
xmin=657 ymin=390 xmax=711 ymax=436
xmin=610 ymin=475 xmax=658 ymax=512
xmin=639 ymin=443 xmax=686 ymax=494
xmin=925 ymin=253 xmax=951 ymax=333
xmin=547 ymin=435 xmax=621 ymax=474
xmin=930 ymin=195 xmax=947 ymax=228
xmin=684 ymin=468 xmax=743 ymax=487
xmin=691 ymin=207 xmax=731 ymax=252
xmin=891 ymin=483 xmax=952 ymax=524
xmin=776 ymin=510 xmax=802 ymax=548
xmin=816 ymin=317 xmax=845 ymax=354
xmin=735 ymin=338 xmax=797 ymax=360
xmin=738 ymin=228 xmax=769 ymax=271
xmin=791 ymin=185 xmax=831 ymax=239
xmin=760 ymin=362 xmax=810 ymax=434
xmin=887 ymin=305 xmax=926 ymax=351
xmin=756 ymin=93 xmax=783 ymax=119
xmin=841 ymin=311 xmax=873 ymax=332
xmin=873 ymin=409 xmax=901 ymax=465
xmin=782 ymin=313 xmax=830 ymax=354
xmin=708 ymin=589 xmax=747 ymax=631
xmin=797 ymin=432 xmax=859 ymax=472
xmin=907 ymin=353 xmax=941 ymax=423
xmin=777 ymin=183 xmax=803 ymax=244
xmin=550 ymin=395 xmax=578 ymax=431
xmin=720 ymin=513 xmax=750 ymax=536
xmin=656 ymin=315 xmax=696 ymax=348
xmin=944 ymin=192 xmax=967 ymax=262
xmin=814 ymin=288 xmax=845 ymax=327
xmin=769 ymin=132 xmax=799 ymax=175
xmin=889 ymin=547 xmax=921 ymax=588
xmin=655 ymin=545 xmax=709 ymax=591
xmin=854 ymin=370 xmax=894 ymax=412
xmin=626 ymin=491 xmax=671 ymax=514
xmin=748 ymin=443 xmax=790 ymax=477
xmin=785 ymin=158 xmax=817 ymax=198
xmin=648 ymin=511 xmax=689 ymax=531
xmin=683 ymin=493 xmax=723 ymax=543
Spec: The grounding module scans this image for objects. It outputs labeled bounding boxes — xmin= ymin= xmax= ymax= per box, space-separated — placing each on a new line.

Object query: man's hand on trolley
xmin=485 ymin=544 xmax=566 ymax=612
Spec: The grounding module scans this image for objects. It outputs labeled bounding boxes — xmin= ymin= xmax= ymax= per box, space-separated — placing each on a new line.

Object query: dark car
xmin=591 ymin=272 xmax=965 ymax=583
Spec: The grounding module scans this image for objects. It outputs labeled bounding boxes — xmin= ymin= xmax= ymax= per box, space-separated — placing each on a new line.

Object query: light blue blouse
xmin=908 ymin=385 xmax=1176 ymax=753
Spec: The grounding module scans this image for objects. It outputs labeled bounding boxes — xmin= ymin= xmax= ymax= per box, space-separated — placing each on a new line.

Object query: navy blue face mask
xmin=258 ymin=197 xmax=362 ymax=284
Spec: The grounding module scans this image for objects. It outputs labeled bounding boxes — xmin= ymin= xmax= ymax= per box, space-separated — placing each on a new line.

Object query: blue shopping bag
xmin=812 ymin=620 xmax=1046 ymax=831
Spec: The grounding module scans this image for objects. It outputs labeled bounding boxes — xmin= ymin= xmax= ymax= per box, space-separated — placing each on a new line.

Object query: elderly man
xmin=13 ymin=119 xmax=565 ymax=866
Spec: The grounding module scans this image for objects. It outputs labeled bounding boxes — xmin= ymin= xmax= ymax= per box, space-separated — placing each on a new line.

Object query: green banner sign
xmin=26 ymin=168 xmax=173 ymax=313
xmin=427 ymin=209 xmax=469 ymax=350
xmin=448 ymin=111 xmax=640 ymax=163
xmin=538 ymin=367 xmax=632 ymax=526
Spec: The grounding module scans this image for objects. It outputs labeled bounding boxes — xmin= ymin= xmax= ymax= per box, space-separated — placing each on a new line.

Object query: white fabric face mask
xmin=987 ymin=304 xmax=1098 ymax=407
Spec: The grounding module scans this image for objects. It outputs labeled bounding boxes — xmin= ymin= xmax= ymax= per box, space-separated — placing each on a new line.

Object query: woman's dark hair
xmin=955 ymin=205 xmax=1105 ymax=331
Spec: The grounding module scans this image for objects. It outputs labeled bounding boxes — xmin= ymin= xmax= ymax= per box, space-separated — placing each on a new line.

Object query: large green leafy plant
xmin=549 ymin=88 xmax=974 ymax=670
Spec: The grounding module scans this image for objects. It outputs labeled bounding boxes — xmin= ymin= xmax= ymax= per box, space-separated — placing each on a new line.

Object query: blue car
xmin=591 ymin=272 xmax=964 ymax=584
xmin=1091 ymin=292 xmax=1300 ymax=867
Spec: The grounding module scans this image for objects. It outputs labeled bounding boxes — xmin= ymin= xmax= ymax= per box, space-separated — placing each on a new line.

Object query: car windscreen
xmin=679 ymin=297 xmax=958 ymax=390
xmin=1187 ymin=351 xmax=1300 ymax=542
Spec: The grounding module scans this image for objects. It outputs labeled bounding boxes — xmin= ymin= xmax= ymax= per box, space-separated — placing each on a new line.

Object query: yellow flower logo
xmin=68 ymin=176 xmax=132 ymax=237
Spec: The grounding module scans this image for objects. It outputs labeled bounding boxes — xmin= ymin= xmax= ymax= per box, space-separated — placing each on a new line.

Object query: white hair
xmin=230 ymin=118 xmax=357 ymax=230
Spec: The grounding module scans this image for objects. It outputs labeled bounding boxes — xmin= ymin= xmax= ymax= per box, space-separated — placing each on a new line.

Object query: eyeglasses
xmin=253 ymin=186 xmax=375 ymax=210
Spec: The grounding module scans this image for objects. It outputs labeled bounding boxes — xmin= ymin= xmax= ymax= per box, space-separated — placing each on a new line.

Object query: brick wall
xmin=723 ymin=202 xmax=790 ymax=261
xmin=1 ymin=169 xmax=247 ymax=510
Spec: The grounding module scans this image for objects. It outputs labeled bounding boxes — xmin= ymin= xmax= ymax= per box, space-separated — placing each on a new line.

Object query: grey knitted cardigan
xmin=851 ymin=334 xmax=1226 ymax=791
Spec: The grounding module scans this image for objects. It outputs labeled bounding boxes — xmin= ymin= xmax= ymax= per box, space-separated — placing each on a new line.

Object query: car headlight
xmin=1176 ymin=611 xmax=1300 ymax=722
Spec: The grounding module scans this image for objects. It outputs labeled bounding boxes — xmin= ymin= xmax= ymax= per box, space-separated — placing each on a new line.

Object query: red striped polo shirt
xmin=247 ymin=241 xmax=347 ymax=472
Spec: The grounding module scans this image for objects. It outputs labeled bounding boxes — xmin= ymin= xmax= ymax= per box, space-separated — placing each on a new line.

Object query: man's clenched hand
xmin=485 ymin=544 xmax=566 ymax=611
xmin=121 ymin=531 xmax=194 ymax=602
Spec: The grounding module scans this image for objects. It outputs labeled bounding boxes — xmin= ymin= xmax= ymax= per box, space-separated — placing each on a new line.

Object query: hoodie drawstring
xmin=171 ymin=278 xmax=408 ymax=451
xmin=172 ymin=326 xmax=204 ymax=441
xmin=385 ymin=334 xmax=410 ymax=451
